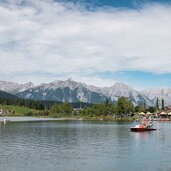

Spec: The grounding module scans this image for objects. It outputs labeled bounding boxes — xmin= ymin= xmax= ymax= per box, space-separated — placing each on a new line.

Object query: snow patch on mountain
xmin=0 ymin=79 xmax=157 ymax=106
xmin=142 ymin=88 xmax=171 ymax=106
xmin=0 ymin=81 xmax=34 ymax=94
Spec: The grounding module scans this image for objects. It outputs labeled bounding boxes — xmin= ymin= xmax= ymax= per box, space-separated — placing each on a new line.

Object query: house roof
xmin=160 ymin=111 xmax=167 ymax=115
xmin=146 ymin=112 xmax=152 ymax=115
xmin=139 ymin=112 xmax=145 ymax=115
xmin=166 ymin=106 xmax=171 ymax=109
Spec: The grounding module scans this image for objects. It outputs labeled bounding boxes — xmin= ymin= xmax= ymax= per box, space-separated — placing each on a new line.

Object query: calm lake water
xmin=0 ymin=120 xmax=171 ymax=171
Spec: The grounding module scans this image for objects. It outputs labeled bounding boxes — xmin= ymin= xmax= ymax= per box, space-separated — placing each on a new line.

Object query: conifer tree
xmin=162 ymin=99 xmax=165 ymax=110
xmin=156 ymin=98 xmax=159 ymax=110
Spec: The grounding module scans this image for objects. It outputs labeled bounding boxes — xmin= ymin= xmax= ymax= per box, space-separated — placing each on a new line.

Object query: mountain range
xmin=0 ymin=79 xmax=171 ymax=106
xmin=0 ymin=90 xmax=18 ymax=99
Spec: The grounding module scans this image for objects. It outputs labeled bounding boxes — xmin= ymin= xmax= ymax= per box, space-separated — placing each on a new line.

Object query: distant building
xmin=0 ymin=109 xmax=14 ymax=115
xmin=165 ymin=106 xmax=171 ymax=110
xmin=73 ymin=108 xmax=83 ymax=114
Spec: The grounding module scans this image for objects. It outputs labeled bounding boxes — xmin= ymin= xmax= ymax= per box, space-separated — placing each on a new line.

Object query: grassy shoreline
xmin=0 ymin=104 xmax=138 ymax=121
xmin=0 ymin=115 xmax=136 ymax=122
xmin=0 ymin=104 xmax=40 ymax=116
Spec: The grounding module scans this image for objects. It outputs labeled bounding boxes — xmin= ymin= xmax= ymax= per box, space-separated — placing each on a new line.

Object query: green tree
xmin=80 ymin=103 xmax=116 ymax=117
xmin=156 ymin=98 xmax=159 ymax=110
xmin=147 ymin=106 xmax=156 ymax=113
xmin=50 ymin=103 xmax=73 ymax=116
xmin=116 ymin=97 xmax=134 ymax=117
xmin=143 ymin=103 xmax=147 ymax=112
xmin=134 ymin=106 xmax=139 ymax=112
xmin=134 ymin=105 xmax=145 ymax=113
xmin=161 ymin=99 xmax=165 ymax=110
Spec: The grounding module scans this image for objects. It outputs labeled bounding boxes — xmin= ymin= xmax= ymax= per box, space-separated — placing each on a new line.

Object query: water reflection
xmin=0 ymin=121 xmax=171 ymax=171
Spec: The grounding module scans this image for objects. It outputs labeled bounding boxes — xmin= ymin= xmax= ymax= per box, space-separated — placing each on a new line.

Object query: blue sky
xmin=0 ymin=0 xmax=171 ymax=89
xmin=95 ymin=71 xmax=171 ymax=89
xmin=57 ymin=0 xmax=171 ymax=10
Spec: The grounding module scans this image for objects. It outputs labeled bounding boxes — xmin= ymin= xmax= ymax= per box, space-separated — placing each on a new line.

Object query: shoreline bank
xmin=0 ymin=116 xmax=136 ymax=122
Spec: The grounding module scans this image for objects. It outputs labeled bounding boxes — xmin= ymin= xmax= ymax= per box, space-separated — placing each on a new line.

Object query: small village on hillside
xmin=0 ymin=109 xmax=15 ymax=115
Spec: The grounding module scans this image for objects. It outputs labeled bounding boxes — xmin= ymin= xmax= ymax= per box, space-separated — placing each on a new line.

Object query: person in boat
xmin=144 ymin=121 xmax=152 ymax=128
xmin=135 ymin=121 xmax=152 ymax=128
xmin=134 ymin=124 xmax=144 ymax=128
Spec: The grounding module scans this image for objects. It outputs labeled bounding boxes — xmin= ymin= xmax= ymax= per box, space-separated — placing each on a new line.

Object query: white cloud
xmin=0 ymin=1 xmax=171 ymax=86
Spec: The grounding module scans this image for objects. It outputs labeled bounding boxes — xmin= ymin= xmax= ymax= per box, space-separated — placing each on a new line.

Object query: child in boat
xmin=134 ymin=120 xmax=153 ymax=128
xmin=142 ymin=122 xmax=152 ymax=128
xmin=135 ymin=124 xmax=144 ymax=128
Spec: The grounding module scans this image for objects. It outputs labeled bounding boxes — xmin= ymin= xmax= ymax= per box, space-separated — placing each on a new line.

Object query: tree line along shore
xmin=0 ymin=96 xmax=168 ymax=121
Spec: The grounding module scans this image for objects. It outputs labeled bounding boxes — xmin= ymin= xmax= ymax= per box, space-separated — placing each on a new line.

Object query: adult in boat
xmin=135 ymin=124 xmax=144 ymax=128
xmin=131 ymin=120 xmax=155 ymax=131
xmin=134 ymin=121 xmax=152 ymax=128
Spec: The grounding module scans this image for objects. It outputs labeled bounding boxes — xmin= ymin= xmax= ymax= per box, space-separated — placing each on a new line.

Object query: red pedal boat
xmin=130 ymin=122 xmax=156 ymax=132
xmin=130 ymin=127 xmax=156 ymax=132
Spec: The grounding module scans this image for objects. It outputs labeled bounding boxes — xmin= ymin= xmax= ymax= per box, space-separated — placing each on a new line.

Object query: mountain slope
xmin=15 ymin=79 xmax=107 ymax=104
xmin=0 ymin=90 xmax=18 ymax=99
xmin=1 ymin=79 xmax=160 ymax=105
xmin=0 ymin=81 xmax=34 ymax=94
xmin=14 ymin=79 xmax=153 ymax=105
xmin=142 ymin=88 xmax=171 ymax=106
xmin=100 ymin=83 xmax=153 ymax=106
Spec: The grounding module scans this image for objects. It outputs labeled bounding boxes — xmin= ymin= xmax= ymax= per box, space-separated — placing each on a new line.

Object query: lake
xmin=0 ymin=120 xmax=171 ymax=171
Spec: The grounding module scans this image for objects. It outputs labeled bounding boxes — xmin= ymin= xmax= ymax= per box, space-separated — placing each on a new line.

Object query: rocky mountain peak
xmin=112 ymin=82 xmax=133 ymax=90
xmin=2 ymin=79 xmax=171 ymax=106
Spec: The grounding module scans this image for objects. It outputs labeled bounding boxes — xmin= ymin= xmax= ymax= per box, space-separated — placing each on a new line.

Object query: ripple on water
xmin=0 ymin=121 xmax=171 ymax=171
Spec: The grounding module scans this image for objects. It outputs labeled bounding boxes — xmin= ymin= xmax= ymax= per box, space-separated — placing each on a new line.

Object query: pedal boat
xmin=130 ymin=124 xmax=156 ymax=132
